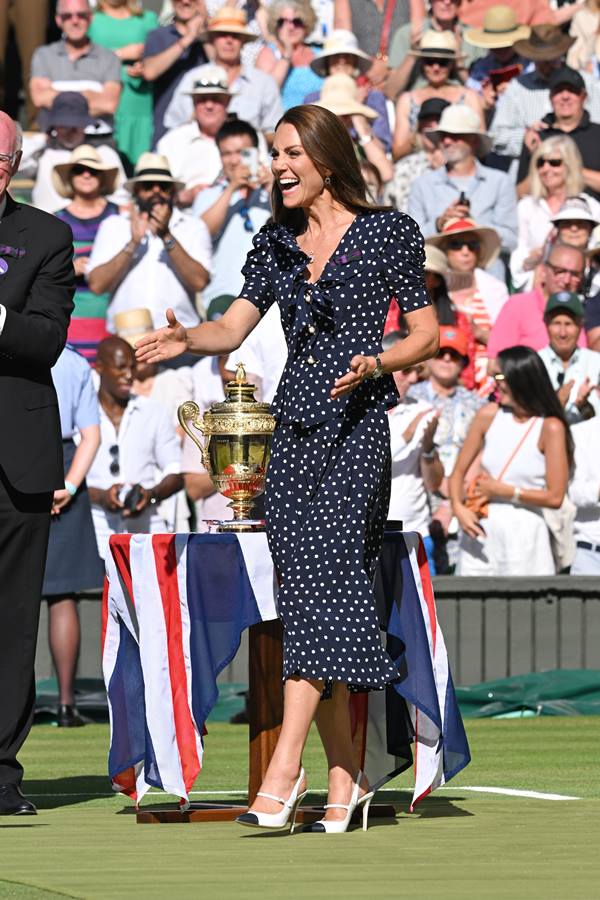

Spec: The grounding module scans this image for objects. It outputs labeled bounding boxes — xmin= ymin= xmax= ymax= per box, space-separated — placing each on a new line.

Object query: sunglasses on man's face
xmin=59 ymin=11 xmax=90 ymax=21
xmin=446 ymin=238 xmax=480 ymax=252
xmin=276 ymin=16 xmax=304 ymax=28
xmin=536 ymin=157 xmax=563 ymax=169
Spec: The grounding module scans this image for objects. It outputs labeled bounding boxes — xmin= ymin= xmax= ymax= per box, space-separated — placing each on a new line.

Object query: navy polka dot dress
xmin=240 ymin=210 xmax=430 ymax=691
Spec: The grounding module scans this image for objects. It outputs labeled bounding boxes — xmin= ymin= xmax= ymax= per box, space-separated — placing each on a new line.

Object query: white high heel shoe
xmin=303 ymin=770 xmax=368 ymax=834
xmin=236 ymin=768 xmax=307 ymax=832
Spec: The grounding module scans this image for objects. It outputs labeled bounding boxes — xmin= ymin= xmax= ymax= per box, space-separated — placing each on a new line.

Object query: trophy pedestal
xmin=205 ymin=519 xmax=266 ymax=533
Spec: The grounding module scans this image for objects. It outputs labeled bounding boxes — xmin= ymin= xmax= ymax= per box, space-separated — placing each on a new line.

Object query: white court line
xmin=448 ymin=786 xmax=581 ymax=801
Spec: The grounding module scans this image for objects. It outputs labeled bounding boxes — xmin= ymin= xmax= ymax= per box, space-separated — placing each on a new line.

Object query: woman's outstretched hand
xmin=135 ymin=308 xmax=188 ymax=364
xmin=331 ymin=355 xmax=376 ymax=399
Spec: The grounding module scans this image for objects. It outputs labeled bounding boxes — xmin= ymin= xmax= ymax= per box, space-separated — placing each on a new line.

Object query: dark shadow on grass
xmin=22 ymin=776 xmax=113 ymax=809
xmin=0 ymin=823 xmax=50 ymax=827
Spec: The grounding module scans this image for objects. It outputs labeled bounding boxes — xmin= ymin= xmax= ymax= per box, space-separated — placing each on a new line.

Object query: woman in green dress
xmin=89 ymin=0 xmax=159 ymax=171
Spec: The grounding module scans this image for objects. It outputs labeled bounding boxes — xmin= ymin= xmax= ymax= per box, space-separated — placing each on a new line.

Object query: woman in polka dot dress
xmin=136 ymin=105 xmax=438 ymax=833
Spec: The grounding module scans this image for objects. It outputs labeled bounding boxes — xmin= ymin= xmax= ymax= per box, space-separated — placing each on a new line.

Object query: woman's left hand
xmin=474 ymin=473 xmax=508 ymax=502
xmin=51 ymin=488 xmax=72 ymax=516
xmin=331 ymin=355 xmax=376 ymax=399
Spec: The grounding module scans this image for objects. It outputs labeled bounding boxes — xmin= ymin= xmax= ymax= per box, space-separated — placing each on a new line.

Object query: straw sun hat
xmin=114 ymin=308 xmax=154 ymax=348
xmin=310 ymin=29 xmax=372 ymax=77
xmin=426 ymin=218 xmax=501 ymax=268
xmin=316 ymin=73 xmax=377 ymax=119
xmin=410 ymin=30 xmax=460 ymax=59
xmin=201 ymin=6 xmax=255 ymax=42
xmin=123 ymin=152 xmax=185 ymax=193
xmin=464 ymin=5 xmax=530 ymax=50
xmin=428 ymin=104 xmax=492 ymax=157
xmin=52 ymin=145 xmax=119 ymax=199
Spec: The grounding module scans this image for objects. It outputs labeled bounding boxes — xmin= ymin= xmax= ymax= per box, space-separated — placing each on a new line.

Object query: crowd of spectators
xmin=5 ymin=0 xmax=600 ymax=650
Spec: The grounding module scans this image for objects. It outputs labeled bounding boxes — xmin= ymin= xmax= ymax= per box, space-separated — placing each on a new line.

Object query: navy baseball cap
xmin=549 ymin=66 xmax=585 ymax=95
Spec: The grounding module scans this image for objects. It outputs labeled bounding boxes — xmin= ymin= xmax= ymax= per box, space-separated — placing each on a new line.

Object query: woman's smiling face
xmin=271 ymin=122 xmax=329 ymax=208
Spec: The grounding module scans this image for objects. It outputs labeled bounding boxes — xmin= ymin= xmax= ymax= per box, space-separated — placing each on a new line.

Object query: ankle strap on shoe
xmin=256 ymin=791 xmax=285 ymax=805
xmin=324 ymin=803 xmax=350 ymax=810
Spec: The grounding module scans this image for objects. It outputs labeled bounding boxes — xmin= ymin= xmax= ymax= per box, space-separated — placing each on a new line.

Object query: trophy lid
xmin=201 ymin=363 xmax=276 ymax=433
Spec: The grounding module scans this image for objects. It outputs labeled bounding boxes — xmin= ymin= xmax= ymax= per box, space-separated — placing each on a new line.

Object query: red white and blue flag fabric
xmin=102 ymin=531 xmax=469 ymax=810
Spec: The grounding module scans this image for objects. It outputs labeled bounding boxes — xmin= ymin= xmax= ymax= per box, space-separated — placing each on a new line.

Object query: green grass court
xmin=1 ymin=719 xmax=599 ymax=899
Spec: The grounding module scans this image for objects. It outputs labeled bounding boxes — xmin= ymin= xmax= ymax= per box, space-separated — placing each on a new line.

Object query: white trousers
xmin=570 ymin=545 xmax=600 ymax=575
xmin=457 ymin=503 xmax=555 ymax=577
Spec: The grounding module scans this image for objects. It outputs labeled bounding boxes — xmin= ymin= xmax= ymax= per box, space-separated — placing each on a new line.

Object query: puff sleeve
xmin=381 ymin=212 xmax=430 ymax=314
xmin=239 ymin=227 xmax=276 ymax=318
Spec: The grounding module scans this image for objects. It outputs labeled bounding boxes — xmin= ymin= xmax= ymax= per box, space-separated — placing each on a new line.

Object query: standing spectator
xmin=88 ymin=0 xmax=159 ymax=170
xmin=157 ymin=64 xmax=231 ymax=205
xmin=458 ymin=0 xmax=559 ymax=28
xmin=488 ymin=243 xmax=588 ymax=360
xmin=393 ymin=31 xmax=483 ymax=161
xmin=463 ymin=6 xmax=529 ymax=96
xmin=52 ymin=145 xmax=119 ymax=364
xmin=142 ymin=0 xmax=208 ymax=145
xmin=408 ymin=104 xmax=517 ymax=262
xmin=87 ymin=152 xmax=212 ymax=331
xmin=21 ymin=93 xmax=126 ymax=215
xmin=386 ymin=97 xmax=447 ymax=212
xmin=42 ymin=346 xmax=103 ymax=728
xmin=538 ymin=291 xmax=600 ymax=423
xmin=86 ymin=337 xmax=183 ymax=558
xmin=30 ymin=0 xmax=122 ymax=137
xmin=164 ymin=7 xmax=283 ymax=142
xmin=510 ymin=135 xmax=595 ymax=292
xmin=426 ymin=217 xmax=507 ymax=391
xmin=256 ymin=1 xmax=324 ymax=109
xmin=193 ymin=119 xmax=273 ymax=304
xmin=449 ymin=346 xmax=572 ymax=576
xmin=567 ymin=0 xmax=600 ymax=73
xmin=569 ymin=416 xmax=600 ymax=574
xmin=517 ymin=67 xmax=600 ymax=201
xmin=0 ymin=0 xmax=49 ymax=127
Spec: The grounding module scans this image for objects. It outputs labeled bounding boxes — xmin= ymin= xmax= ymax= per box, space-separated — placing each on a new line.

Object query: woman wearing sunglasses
xmin=427 ymin=217 xmax=508 ymax=394
xmin=255 ymin=1 xmax=323 ymax=109
xmin=510 ymin=134 xmax=600 ymax=292
xmin=52 ymin=145 xmax=120 ymax=363
xmin=393 ymin=30 xmax=483 ymax=161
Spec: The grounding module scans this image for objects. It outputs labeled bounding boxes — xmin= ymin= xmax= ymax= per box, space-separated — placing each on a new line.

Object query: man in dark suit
xmin=0 ymin=111 xmax=74 ymax=815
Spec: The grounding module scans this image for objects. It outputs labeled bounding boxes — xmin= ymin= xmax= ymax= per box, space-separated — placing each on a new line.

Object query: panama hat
xmin=424 ymin=244 xmax=450 ymax=278
xmin=410 ymin=30 xmax=460 ymax=59
xmin=428 ymin=104 xmax=492 ymax=156
xmin=513 ymin=24 xmax=574 ymax=62
xmin=464 ymin=6 xmax=530 ymax=50
xmin=114 ymin=308 xmax=154 ymax=348
xmin=426 ymin=218 xmax=501 ymax=268
xmin=310 ymin=30 xmax=372 ymax=77
xmin=182 ymin=63 xmax=231 ymax=97
xmin=123 ymin=153 xmax=185 ymax=193
xmin=201 ymin=6 xmax=255 ymax=42
xmin=52 ymin=145 xmax=119 ymax=198
xmin=315 ymin=73 xmax=377 ymax=119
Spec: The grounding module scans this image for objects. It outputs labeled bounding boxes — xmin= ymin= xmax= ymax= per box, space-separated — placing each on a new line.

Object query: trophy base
xmin=204 ymin=519 xmax=266 ymax=533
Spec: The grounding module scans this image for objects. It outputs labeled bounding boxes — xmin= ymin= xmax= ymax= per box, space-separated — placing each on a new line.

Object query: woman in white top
xmin=449 ymin=346 xmax=572 ymax=576
xmin=510 ymin=135 xmax=600 ymax=292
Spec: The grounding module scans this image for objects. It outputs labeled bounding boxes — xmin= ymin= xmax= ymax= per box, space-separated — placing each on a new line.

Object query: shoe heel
xmin=361 ymin=795 xmax=373 ymax=832
xmin=289 ymin=790 xmax=307 ymax=834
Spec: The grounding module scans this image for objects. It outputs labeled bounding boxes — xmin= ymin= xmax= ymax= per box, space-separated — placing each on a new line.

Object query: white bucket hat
xmin=428 ymin=105 xmax=492 ymax=157
xmin=310 ymin=29 xmax=372 ymax=77
xmin=551 ymin=197 xmax=600 ymax=227
xmin=315 ymin=73 xmax=377 ymax=120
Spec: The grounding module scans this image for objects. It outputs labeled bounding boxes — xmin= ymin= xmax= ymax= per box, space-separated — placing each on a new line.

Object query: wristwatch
xmin=370 ymin=354 xmax=384 ymax=380
xmin=163 ymin=233 xmax=176 ymax=252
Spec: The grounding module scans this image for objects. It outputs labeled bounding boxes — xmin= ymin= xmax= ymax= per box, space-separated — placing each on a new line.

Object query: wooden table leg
xmin=247 ymin=618 xmax=284 ymax=804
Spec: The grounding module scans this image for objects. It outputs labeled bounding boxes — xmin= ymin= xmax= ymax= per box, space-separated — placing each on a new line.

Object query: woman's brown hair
xmin=270 ymin=105 xmax=389 ymax=232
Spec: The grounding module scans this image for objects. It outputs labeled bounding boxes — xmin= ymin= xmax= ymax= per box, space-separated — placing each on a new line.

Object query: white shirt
xmin=569 ymin=417 xmax=600 ymax=544
xmin=87 ymin=394 xmax=182 ymax=557
xmin=30 ymin=143 xmax=128 ymax=213
xmin=157 ymin=121 xmax=222 ymax=191
xmin=227 ymin=304 xmax=287 ymax=404
xmin=387 ymin=398 xmax=436 ymax=535
xmin=87 ymin=209 xmax=212 ymax=330
xmin=538 ymin=344 xmax=600 ymax=422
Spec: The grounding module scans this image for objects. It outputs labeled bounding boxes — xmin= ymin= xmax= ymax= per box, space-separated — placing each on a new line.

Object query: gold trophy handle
xmin=177 ymin=401 xmax=211 ymax=472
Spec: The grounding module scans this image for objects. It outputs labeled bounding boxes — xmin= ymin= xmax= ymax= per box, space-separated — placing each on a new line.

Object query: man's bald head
xmin=97 ymin=336 xmax=135 ymax=367
xmin=0 ymin=113 xmax=22 ymax=200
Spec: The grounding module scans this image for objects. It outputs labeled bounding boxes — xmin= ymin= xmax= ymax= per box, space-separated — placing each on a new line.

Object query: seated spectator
xmin=0 ymin=0 xmax=49 ymax=127
xmin=517 ymin=66 xmax=600 ymax=201
xmin=87 ymin=337 xmax=183 ymax=557
xmin=458 ymin=0 xmax=571 ymax=28
xmin=426 ymin=217 xmax=508 ymax=391
xmin=87 ymin=152 xmax=212 ymax=332
xmin=387 ymin=0 xmax=483 ymax=99
xmin=164 ymin=6 xmax=283 ymax=142
xmin=52 ymin=145 xmax=119 ymax=364
xmin=538 ymin=291 xmax=600 ymax=423
xmin=488 ymin=242 xmax=588 ymax=360
xmin=305 ymin=29 xmax=391 ymax=153
xmin=510 ymin=135 xmax=597 ymax=292
xmin=489 ymin=25 xmax=600 ymax=166
xmin=463 ymin=5 xmax=529 ymax=96
xmin=567 ymin=0 xmax=600 ymax=73
xmin=30 ymin=0 xmax=121 ymax=138
xmin=22 ymin=92 xmax=127 ymax=215
xmin=157 ymin=64 xmax=231 ymax=205
xmin=551 ymin=198 xmax=600 ymax=254
xmin=385 ymin=97 xmax=447 ymax=212
xmin=88 ymin=0 xmax=159 ymax=169
xmin=316 ymin=73 xmax=393 ymax=184
xmin=569 ymin=415 xmax=600 ymax=574
xmin=142 ymin=0 xmax=207 ymax=145
xmin=407 ymin=104 xmax=517 ymax=267
xmin=393 ymin=31 xmax=484 ymax=161
xmin=361 ymin=160 xmax=385 ymax=205
xmin=193 ymin=119 xmax=273 ymax=305
xmin=255 ymin=0 xmax=323 ymax=110
xmin=449 ymin=345 xmax=572 ymax=576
